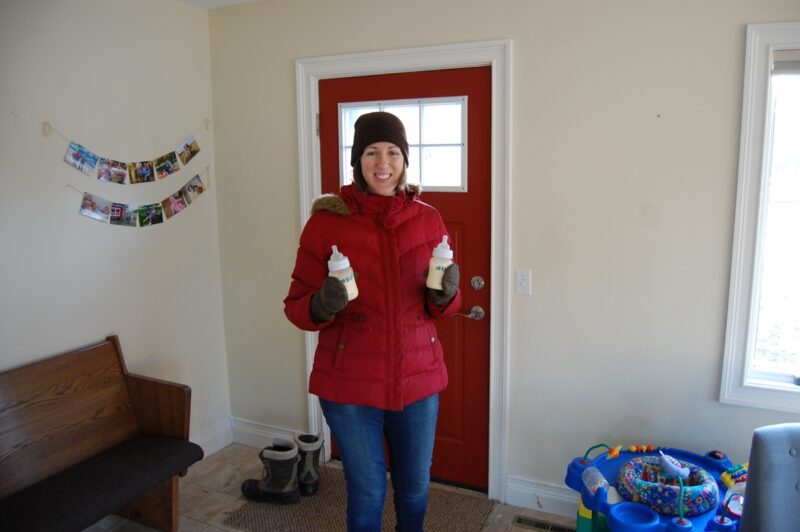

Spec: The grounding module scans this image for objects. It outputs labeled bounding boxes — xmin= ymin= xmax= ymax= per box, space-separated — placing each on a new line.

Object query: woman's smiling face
xmin=359 ymin=142 xmax=405 ymax=196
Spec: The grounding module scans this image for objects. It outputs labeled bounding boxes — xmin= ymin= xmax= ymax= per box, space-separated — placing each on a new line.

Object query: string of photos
xmin=44 ymin=119 xmax=208 ymax=184
xmin=76 ymin=172 xmax=207 ymax=228
xmin=44 ymin=120 xmax=210 ymax=228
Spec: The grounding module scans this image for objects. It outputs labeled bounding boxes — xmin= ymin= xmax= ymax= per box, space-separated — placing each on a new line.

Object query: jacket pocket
xmin=429 ymin=335 xmax=443 ymax=363
xmin=424 ymin=321 xmax=443 ymax=364
xmin=317 ymin=324 xmax=348 ymax=371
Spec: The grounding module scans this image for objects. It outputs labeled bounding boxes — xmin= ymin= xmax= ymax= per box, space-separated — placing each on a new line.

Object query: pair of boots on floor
xmin=241 ymin=433 xmax=323 ymax=504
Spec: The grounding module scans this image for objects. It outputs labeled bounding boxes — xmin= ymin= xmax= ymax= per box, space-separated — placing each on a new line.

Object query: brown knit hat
xmin=349 ymin=112 xmax=409 ymax=168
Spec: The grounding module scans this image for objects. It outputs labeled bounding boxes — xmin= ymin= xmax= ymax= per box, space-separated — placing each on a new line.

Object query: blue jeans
xmin=320 ymin=394 xmax=439 ymax=532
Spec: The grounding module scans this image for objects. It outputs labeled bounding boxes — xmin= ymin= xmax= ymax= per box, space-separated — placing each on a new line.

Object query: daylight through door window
xmin=339 ymin=97 xmax=468 ymax=192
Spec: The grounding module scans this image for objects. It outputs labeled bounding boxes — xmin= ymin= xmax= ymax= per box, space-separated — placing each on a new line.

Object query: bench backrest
xmin=0 ymin=337 xmax=140 ymax=498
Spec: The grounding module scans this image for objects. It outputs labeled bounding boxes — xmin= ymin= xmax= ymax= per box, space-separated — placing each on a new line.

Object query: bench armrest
xmin=125 ymin=374 xmax=192 ymax=439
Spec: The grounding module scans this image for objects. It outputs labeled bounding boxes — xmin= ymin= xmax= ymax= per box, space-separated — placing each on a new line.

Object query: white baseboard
xmin=505 ymin=474 xmax=579 ymax=519
xmin=191 ymin=417 xmax=234 ymax=456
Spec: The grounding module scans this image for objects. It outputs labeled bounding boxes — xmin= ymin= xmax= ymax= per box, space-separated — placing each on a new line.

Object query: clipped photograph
xmin=154 ymin=151 xmax=180 ymax=179
xmin=180 ymin=174 xmax=205 ymax=204
xmin=161 ymin=191 xmax=188 ymax=219
xmin=137 ymin=203 xmax=164 ymax=227
xmin=64 ymin=142 xmax=99 ymax=176
xmin=109 ymin=202 xmax=137 ymax=227
xmin=97 ymin=158 xmax=128 ymax=184
xmin=79 ymin=192 xmax=112 ymax=223
xmin=176 ymin=135 xmax=200 ymax=165
xmin=127 ymin=160 xmax=155 ymax=184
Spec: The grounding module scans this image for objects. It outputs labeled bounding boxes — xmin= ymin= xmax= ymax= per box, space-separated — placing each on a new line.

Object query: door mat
xmin=223 ymin=464 xmax=495 ymax=531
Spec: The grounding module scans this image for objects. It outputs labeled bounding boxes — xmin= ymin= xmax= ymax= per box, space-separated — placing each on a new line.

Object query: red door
xmin=319 ymin=66 xmax=491 ymax=490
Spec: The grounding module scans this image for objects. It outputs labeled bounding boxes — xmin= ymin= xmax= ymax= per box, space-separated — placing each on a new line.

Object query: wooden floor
xmin=82 ymin=443 xmax=577 ymax=532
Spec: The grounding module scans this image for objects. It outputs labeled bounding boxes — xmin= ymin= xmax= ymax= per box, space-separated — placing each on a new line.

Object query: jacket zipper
xmin=380 ymin=224 xmax=398 ymax=409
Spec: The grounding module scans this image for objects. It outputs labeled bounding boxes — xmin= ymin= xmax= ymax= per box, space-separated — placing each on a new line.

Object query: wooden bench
xmin=0 ymin=335 xmax=204 ymax=532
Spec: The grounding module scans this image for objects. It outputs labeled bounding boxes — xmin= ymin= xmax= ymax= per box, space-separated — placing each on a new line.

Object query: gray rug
xmin=223 ymin=465 xmax=495 ymax=531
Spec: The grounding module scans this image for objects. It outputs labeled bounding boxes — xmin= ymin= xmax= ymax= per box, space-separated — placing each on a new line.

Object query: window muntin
xmin=339 ymin=97 xmax=467 ymax=192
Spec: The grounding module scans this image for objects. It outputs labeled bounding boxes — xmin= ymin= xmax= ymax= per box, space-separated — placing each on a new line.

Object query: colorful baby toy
xmin=720 ymin=463 xmax=748 ymax=489
xmin=565 ymin=442 xmax=744 ymax=531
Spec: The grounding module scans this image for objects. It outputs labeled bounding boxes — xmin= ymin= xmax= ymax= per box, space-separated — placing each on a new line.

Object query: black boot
xmin=295 ymin=433 xmax=323 ymax=496
xmin=241 ymin=438 xmax=300 ymax=504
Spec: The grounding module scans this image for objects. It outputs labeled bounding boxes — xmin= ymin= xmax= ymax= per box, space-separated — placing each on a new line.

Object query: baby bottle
xmin=426 ymin=235 xmax=453 ymax=290
xmin=328 ymin=245 xmax=358 ymax=301
xmin=581 ymin=466 xmax=609 ymax=495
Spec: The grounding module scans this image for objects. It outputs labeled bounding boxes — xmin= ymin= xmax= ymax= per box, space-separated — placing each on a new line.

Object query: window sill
xmin=720 ymin=377 xmax=800 ymax=414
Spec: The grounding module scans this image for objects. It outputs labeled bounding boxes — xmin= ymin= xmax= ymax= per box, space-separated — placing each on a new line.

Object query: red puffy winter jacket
xmin=284 ymin=184 xmax=461 ymax=411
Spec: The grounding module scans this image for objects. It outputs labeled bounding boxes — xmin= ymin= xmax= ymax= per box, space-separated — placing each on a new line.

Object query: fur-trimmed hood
xmin=311 ymin=184 xmax=421 ymax=216
xmin=311 ymin=194 xmax=350 ymax=215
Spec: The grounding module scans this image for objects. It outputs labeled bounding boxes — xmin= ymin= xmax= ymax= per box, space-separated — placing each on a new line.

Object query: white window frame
xmin=339 ymin=96 xmax=469 ymax=192
xmin=720 ymin=21 xmax=800 ymax=414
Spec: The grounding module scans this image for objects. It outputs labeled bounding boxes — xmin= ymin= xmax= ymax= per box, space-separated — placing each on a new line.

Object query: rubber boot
xmin=295 ymin=433 xmax=323 ymax=496
xmin=241 ymin=438 xmax=300 ymax=504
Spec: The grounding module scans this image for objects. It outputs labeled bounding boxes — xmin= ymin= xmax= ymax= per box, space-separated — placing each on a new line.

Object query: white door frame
xmin=295 ymin=39 xmax=512 ymax=502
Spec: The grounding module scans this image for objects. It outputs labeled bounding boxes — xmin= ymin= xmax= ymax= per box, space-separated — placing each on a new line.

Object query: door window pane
xmin=422 ymin=103 xmax=462 ymax=144
xmin=422 ymin=146 xmax=461 ymax=187
xmin=340 ymin=147 xmax=352 ymax=188
xmin=406 ymin=146 xmax=420 ymax=186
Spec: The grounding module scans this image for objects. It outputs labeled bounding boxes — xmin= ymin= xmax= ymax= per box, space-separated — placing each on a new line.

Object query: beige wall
xmin=0 ymin=0 xmax=231 ymax=449
xmin=209 ymin=0 xmax=800 ymax=506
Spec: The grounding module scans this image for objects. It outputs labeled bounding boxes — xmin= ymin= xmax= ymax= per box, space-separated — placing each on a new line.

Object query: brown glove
xmin=310 ymin=277 xmax=349 ymax=323
xmin=427 ymin=263 xmax=459 ymax=307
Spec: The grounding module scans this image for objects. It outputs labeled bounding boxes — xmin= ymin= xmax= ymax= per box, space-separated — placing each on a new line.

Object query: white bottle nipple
xmin=432 ymin=236 xmax=453 ymax=259
xmin=328 ymin=245 xmax=350 ymax=271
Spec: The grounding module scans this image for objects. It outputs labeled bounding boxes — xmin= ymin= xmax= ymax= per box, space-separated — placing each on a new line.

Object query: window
xmin=339 ymin=97 xmax=468 ymax=192
xmin=721 ymin=21 xmax=800 ymax=413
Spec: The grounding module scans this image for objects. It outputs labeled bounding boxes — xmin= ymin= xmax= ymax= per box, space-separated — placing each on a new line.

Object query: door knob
xmin=470 ymin=276 xmax=485 ymax=291
xmin=456 ymin=305 xmax=485 ymax=320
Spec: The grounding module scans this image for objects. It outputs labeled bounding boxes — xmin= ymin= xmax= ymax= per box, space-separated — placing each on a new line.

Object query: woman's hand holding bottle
xmin=427 ymin=263 xmax=459 ymax=307
xmin=310 ymin=277 xmax=349 ymax=323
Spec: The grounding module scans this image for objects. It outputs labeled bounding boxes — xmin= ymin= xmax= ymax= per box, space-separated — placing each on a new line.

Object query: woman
xmin=284 ymin=111 xmax=461 ymax=531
